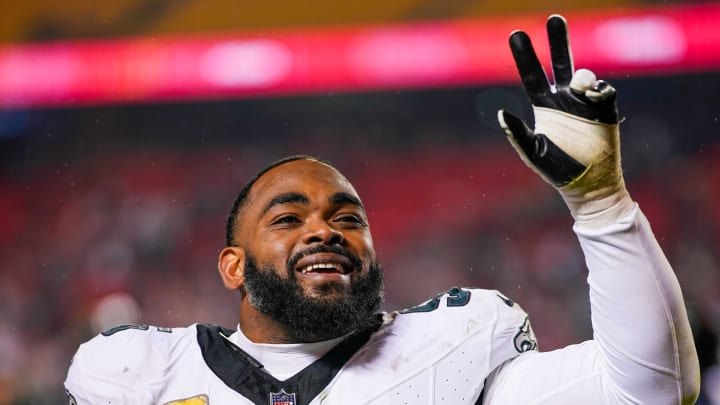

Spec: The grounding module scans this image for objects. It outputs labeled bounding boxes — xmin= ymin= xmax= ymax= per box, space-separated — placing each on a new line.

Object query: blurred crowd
xmin=1 ymin=79 xmax=719 ymax=403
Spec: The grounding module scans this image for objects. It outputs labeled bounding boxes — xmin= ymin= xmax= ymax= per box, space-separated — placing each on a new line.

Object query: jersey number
xmin=101 ymin=324 xmax=172 ymax=336
xmin=401 ymin=287 xmax=471 ymax=313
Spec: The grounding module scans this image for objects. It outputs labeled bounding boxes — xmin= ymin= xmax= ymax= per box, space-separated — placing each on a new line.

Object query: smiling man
xmin=65 ymin=15 xmax=700 ymax=405
xmin=220 ymin=157 xmax=385 ymax=344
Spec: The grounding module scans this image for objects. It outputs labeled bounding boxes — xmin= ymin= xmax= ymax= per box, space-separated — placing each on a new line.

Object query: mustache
xmin=287 ymin=245 xmax=363 ymax=271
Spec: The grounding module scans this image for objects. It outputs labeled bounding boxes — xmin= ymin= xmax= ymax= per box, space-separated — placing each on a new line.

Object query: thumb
xmin=498 ymin=109 xmax=586 ymax=187
xmin=498 ymin=109 xmax=537 ymax=164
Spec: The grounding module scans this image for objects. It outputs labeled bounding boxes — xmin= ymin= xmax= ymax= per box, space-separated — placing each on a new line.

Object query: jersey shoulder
xmin=390 ymin=287 xmax=537 ymax=363
xmin=329 ymin=288 xmax=537 ymax=401
xmin=71 ymin=323 xmax=195 ymax=372
xmin=65 ymin=324 xmax=200 ymax=402
xmin=396 ymin=287 xmax=530 ymax=329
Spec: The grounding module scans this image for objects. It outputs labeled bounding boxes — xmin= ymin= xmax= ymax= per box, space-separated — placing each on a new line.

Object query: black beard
xmin=242 ymin=250 xmax=384 ymax=342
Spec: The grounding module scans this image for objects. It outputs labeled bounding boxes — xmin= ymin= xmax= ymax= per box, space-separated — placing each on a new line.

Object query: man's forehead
xmin=249 ymin=159 xmax=359 ymax=204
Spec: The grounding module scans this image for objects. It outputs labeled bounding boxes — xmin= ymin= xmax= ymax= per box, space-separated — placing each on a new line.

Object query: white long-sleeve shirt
xmin=64 ymin=204 xmax=699 ymax=404
xmin=483 ymin=203 xmax=699 ymax=404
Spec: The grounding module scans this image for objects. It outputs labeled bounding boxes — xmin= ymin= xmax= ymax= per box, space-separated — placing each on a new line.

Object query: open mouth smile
xmin=294 ymin=253 xmax=355 ymax=277
xmin=300 ymin=262 xmax=345 ymax=274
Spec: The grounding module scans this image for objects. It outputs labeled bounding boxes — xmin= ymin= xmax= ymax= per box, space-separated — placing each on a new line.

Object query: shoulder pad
xmin=65 ymin=324 xmax=196 ymax=401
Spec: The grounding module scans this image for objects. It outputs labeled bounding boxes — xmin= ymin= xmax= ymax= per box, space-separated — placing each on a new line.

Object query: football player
xmin=65 ymin=15 xmax=700 ymax=404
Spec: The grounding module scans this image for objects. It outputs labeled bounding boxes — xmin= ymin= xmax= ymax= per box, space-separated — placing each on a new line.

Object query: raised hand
xmin=508 ymin=15 xmax=618 ymax=126
xmin=498 ymin=15 xmax=632 ymax=227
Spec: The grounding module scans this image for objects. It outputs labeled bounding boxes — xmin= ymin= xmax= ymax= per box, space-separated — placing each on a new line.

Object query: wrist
xmin=560 ymin=184 xmax=634 ymax=229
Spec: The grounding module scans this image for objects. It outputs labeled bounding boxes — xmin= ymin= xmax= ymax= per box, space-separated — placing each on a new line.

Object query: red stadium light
xmin=0 ymin=3 xmax=719 ymax=108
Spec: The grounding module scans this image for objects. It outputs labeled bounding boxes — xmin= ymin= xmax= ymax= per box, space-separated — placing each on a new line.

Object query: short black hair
xmin=225 ymin=155 xmax=334 ymax=247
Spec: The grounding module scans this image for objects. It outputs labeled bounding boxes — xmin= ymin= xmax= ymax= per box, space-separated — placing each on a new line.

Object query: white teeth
xmin=301 ymin=263 xmax=342 ymax=274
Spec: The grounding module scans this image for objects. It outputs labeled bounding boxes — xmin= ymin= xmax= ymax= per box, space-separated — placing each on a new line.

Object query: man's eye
xmin=272 ymin=215 xmax=301 ymax=225
xmin=336 ymin=215 xmax=366 ymax=226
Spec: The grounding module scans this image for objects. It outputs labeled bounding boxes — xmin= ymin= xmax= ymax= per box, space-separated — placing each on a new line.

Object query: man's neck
xmin=238 ymin=300 xmax=299 ymax=343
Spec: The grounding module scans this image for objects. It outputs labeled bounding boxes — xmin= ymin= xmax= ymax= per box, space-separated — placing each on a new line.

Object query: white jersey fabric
xmin=228 ymin=325 xmax=345 ymax=381
xmin=65 ymin=205 xmax=698 ymax=404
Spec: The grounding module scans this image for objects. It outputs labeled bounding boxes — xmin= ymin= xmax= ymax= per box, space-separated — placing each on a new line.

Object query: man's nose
xmin=302 ymin=218 xmax=344 ymax=245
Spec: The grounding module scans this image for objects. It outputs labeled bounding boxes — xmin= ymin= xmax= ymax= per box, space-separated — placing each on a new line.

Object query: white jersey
xmin=66 ymin=205 xmax=699 ymax=404
xmin=65 ymin=288 xmax=534 ymax=404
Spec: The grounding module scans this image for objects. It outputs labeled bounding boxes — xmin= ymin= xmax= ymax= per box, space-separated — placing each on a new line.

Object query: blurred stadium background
xmin=1 ymin=0 xmax=720 ymax=403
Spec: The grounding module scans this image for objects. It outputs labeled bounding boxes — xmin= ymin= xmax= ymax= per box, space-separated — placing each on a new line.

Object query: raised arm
xmin=486 ymin=15 xmax=700 ymax=404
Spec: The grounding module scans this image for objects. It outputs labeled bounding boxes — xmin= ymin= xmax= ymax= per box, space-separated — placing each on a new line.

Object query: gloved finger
xmin=497 ymin=109 xmax=536 ymax=158
xmin=509 ymin=31 xmax=551 ymax=105
xmin=498 ymin=110 xmax=586 ymax=187
xmin=585 ymin=80 xmax=616 ymax=102
xmin=532 ymin=133 xmax=587 ymax=186
xmin=569 ymin=68 xmax=597 ymax=93
xmin=547 ymin=15 xmax=574 ymax=87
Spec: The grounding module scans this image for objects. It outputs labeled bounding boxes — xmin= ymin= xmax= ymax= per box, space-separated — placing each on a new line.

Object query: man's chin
xmin=299 ymin=278 xmax=353 ymax=299
xmin=243 ymin=254 xmax=384 ymax=341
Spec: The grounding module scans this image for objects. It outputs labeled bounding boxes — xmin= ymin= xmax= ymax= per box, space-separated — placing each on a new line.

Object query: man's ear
xmin=218 ymin=247 xmax=245 ymax=291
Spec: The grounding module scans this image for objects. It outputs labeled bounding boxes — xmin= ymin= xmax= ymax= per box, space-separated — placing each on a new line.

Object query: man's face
xmin=235 ymin=159 xmax=383 ymax=340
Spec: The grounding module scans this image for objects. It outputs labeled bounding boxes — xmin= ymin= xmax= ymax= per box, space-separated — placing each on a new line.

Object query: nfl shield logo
xmin=269 ymin=389 xmax=296 ymax=405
